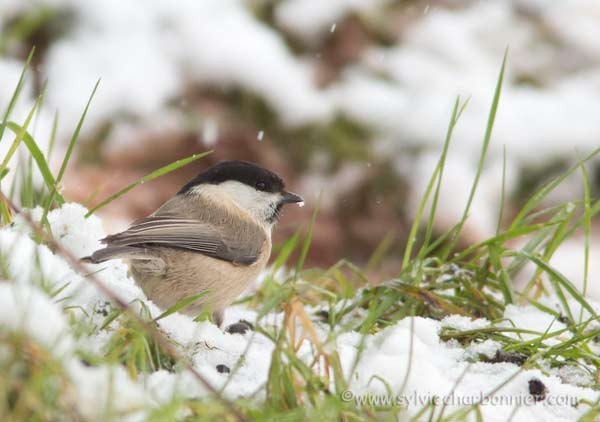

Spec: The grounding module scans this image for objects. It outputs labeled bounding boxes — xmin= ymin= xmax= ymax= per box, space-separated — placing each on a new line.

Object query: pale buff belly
xmin=129 ymin=243 xmax=270 ymax=317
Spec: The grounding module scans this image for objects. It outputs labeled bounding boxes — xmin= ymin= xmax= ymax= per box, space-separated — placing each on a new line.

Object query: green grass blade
xmin=43 ymin=80 xmax=100 ymax=224
xmin=400 ymin=97 xmax=470 ymax=269
xmin=516 ymin=251 xmax=596 ymax=319
xmin=47 ymin=110 xmax=59 ymax=160
xmin=0 ymin=86 xmax=46 ymax=192
xmin=488 ymin=244 xmax=514 ymax=304
xmin=521 ymin=201 xmax=578 ymax=297
xmin=443 ymin=49 xmax=508 ymax=258
xmin=272 ymin=228 xmax=301 ymax=274
xmin=402 ymin=164 xmax=440 ymax=268
xmin=1 ymin=121 xmax=64 ymax=205
xmin=85 ymin=151 xmax=212 ymax=217
xmin=153 ymin=292 xmax=209 ymax=322
xmin=57 ymin=80 xmax=100 ymax=184
xmin=508 ymin=147 xmax=600 ymax=232
xmin=0 ymin=47 xmax=34 ymax=144
xmin=453 ymin=221 xmax=562 ymax=262
xmin=506 ymin=205 xmax=572 ymax=281
xmin=496 ymin=145 xmax=507 ymax=235
xmin=578 ymin=162 xmax=591 ymax=324
xmin=295 ymin=194 xmax=320 ymax=279
xmin=417 ymin=97 xmax=469 ymax=263
xmin=367 ymin=231 xmax=395 ymax=272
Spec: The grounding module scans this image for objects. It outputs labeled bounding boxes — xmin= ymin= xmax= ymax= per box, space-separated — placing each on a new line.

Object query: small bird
xmin=84 ymin=160 xmax=304 ymax=326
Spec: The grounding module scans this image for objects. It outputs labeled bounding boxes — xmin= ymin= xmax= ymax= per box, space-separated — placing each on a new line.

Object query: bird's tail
xmin=81 ymin=246 xmax=148 ymax=264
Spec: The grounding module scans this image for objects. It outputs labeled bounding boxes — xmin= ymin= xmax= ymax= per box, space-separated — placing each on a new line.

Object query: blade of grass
xmin=508 ymin=147 xmax=600 ymax=232
xmin=578 ymin=161 xmax=591 ymax=325
xmin=521 ymin=201 xmax=578 ymax=297
xmin=401 ymin=163 xmax=440 ymax=268
xmin=417 ymin=97 xmax=470 ymax=261
xmin=401 ymin=93 xmax=472 ymax=268
xmin=2 ymin=121 xmax=64 ymax=205
xmin=85 ymin=151 xmax=212 ymax=217
xmin=366 ymin=231 xmax=395 ymax=272
xmin=0 ymin=84 xmax=46 ymax=196
xmin=506 ymin=204 xmax=573 ymax=282
xmin=272 ymin=228 xmax=301 ymax=274
xmin=488 ymin=244 xmax=514 ymax=304
xmin=442 ymin=49 xmax=508 ymax=259
xmin=514 ymin=251 xmax=596 ymax=319
xmin=496 ymin=145 xmax=507 ymax=235
xmin=294 ymin=193 xmax=320 ymax=279
xmin=562 ymin=198 xmax=600 ymax=244
xmin=42 ymin=80 xmax=100 ymax=224
xmin=0 ymin=195 xmax=10 ymax=223
xmin=47 ymin=110 xmax=59 ymax=160
xmin=0 ymin=47 xmax=34 ymax=144
xmin=153 ymin=292 xmax=209 ymax=322
xmin=453 ymin=220 xmax=562 ymax=262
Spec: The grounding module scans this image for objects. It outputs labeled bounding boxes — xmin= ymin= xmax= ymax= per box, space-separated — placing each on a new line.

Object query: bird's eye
xmin=256 ymin=181 xmax=267 ymax=191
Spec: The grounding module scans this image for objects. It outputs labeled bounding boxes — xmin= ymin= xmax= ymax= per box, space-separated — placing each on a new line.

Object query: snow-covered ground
xmin=1 ymin=203 xmax=599 ymax=420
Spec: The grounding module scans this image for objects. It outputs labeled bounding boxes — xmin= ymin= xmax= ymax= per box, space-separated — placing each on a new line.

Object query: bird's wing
xmin=100 ymin=215 xmax=263 ymax=265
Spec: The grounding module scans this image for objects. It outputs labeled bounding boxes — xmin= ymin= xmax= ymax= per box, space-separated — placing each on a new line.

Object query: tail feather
xmin=81 ymin=246 xmax=152 ymax=263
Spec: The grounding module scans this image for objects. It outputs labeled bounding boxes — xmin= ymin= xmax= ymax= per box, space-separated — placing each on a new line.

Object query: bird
xmin=84 ymin=160 xmax=304 ymax=327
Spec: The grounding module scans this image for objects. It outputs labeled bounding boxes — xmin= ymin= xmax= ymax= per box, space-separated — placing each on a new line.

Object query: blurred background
xmin=1 ymin=0 xmax=599 ymax=282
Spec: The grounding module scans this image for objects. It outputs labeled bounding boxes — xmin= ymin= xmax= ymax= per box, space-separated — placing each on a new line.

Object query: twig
xmin=0 ymin=192 xmax=247 ymax=422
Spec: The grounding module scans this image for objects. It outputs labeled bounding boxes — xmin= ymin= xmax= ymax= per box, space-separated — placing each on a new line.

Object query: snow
xmin=0 ymin=283 xmax=72 ymax=355
xmin=4 ymin=0 xmax=598 ymax=164
xmin=2 ymin=203 xmax=144 ymax=309
xmin=67 ymin=361 xmax=151 ymax=420
xmin=325 ymin=0 xmax=600 ymax=238
xmin=442 ymin=314 xmax=490 ymax=332
xmin=342 ymin=317 xmax=595 ymax=420
xmin=16 ymin=0 xmax=330 ymax=146
xmin=0 ymin=203 xmax=599 ymax=419
xmin=275 ymin=0 xmax=390 ymax=43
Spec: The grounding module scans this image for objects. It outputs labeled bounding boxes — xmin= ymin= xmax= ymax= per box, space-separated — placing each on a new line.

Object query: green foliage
xmin=103 ymin=310 xmax=178 ymax=377
xmin=0 ymin=332 xmax=74 ymax=421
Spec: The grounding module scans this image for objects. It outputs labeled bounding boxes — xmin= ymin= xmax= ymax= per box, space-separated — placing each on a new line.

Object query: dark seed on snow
xmin=528 ymin=378 xmax=547 ymax=401
xmin=225 ymin=320 xmax=254 ymax=335
xmin=558 ymin=314 xmax=573 ymax=326
xmin=216 ymin=364 xmax=230 ymax=374
xmin=315 ymin=310 xmax=329 ymax=322
xmin=489 ymin=350 xmax=527 ymax=366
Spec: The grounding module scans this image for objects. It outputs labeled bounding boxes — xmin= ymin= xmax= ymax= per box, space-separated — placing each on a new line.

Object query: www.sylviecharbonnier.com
xmin=340 ymin=390 xmax=578 ymax=407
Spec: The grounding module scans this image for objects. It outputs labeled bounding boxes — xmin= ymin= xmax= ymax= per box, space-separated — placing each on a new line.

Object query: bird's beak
xmin=281 ymin=191 xmax=304 ymax=206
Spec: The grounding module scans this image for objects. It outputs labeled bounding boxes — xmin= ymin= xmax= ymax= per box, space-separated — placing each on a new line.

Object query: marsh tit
xmin=84 ymin=160 xmax=304 ymax=326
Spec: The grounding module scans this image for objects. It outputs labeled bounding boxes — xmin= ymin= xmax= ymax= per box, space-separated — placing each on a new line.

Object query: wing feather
xmin=101 ymin=216 xmax=261 ymax=265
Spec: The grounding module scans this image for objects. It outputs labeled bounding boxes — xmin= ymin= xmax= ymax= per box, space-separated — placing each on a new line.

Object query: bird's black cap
xmin=178 ymin=160 xmax=285 ymax=195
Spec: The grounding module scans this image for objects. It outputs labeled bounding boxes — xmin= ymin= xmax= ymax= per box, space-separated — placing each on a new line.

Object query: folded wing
xmin=89 ymin=215 xmax=262 ymax=265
